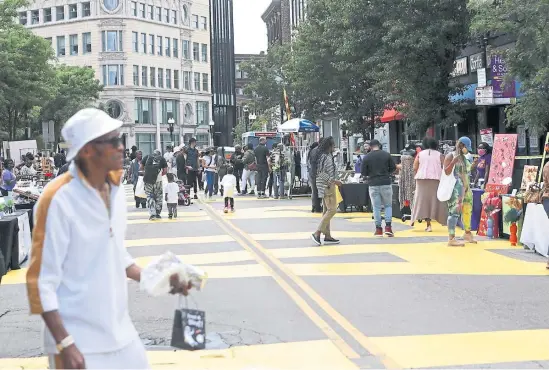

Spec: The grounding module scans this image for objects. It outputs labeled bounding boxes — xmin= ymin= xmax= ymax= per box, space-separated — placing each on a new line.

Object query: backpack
xmin=143 ymin=155 xmax=162 ymax=184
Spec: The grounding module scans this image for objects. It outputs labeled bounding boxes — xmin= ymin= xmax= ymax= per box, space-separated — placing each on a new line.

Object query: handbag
xmin=524 ymin=183 xmax=544 ymax=204
xmin=171 ymin=297 xmax=206 ymax=351
xmin=437 ymin=167 xmax=456 ymax=202
xmin=135 ymin=176 xmax=146 ymax=198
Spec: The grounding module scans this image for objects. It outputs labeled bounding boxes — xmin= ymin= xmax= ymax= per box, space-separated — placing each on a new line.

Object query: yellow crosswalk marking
xmin=134 ymin=251 xmax=254 ymax=266
xmin=368 ymin=329 xmax=549 ymax=368
xmin=124 ymin=235 xmax=234 ymax=248
xmin=250 ymin=229 xmax=451 ymax=240
xmin=127 ymin=216 xmax=211 ymax=224
xmin=0 ymin=340 xmax=358 ymax=369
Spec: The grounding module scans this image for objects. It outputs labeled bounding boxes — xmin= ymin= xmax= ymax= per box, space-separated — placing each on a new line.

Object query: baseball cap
xmin=369 ymin=139 xmax=381 ymax=147
xmin=62 ymin=108 xmax=123 ymax=162
xmin=458 ymin=136 xmax=472 ymax=152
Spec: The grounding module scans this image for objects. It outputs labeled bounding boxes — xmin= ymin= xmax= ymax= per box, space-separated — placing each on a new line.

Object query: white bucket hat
xmin=62 ymin=108 xmax=123 ymax=162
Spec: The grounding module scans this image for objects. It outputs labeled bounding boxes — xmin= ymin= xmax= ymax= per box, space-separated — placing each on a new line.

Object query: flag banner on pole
xmin=283 ymin=88 xmax=292 ymax=121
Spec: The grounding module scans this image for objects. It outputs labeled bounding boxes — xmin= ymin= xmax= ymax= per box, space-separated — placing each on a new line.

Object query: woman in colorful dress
xmin=443 ymin=136 xmax=477 ymax=247
xmin=472 ymin=142 xmax=492 ymax=187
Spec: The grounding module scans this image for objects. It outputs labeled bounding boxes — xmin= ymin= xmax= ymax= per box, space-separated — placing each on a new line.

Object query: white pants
xmin=48 ymin=338 xmax=150 ymax=369
xmin=241 ymin=169 xmax=256 ymax=192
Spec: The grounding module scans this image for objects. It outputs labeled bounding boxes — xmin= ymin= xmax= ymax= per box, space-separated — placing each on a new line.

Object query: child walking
xmin=164 ymin=173 xmax=179 ymax=219
xmin=220 ymin=166 xmax=237 ymax=213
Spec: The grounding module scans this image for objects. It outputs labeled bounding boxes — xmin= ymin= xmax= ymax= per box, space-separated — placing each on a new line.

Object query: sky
xmin=233 ymin=0 xmax=271 ymax=54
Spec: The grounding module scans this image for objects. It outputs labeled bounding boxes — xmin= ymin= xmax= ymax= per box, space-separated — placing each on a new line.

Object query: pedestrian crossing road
xmin=1 ymin=186 xmax=549 ymax=369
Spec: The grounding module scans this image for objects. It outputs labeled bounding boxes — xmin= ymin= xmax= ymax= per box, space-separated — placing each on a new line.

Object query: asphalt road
xmin=2 ymin=186 xmax=549 ymax=369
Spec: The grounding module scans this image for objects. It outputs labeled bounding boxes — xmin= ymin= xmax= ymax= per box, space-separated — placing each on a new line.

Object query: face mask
xmin=478 ymin=149 xmax=487 ymax=156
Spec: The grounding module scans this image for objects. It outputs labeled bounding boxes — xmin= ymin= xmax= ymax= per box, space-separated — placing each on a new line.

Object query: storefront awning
xmin=380 ymin=109 xmax=405 ymax=123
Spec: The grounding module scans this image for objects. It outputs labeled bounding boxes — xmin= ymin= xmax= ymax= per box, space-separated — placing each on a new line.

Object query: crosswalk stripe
xmin=127 ymin=211 xmax=208 ymax=218
xmin=134 ymin=251 xmax=254 ymax=266
xmin=124 ymin=235 xmax=234 ymax=248
xmin=0 ymin=340 xmax=359 ymax=369
xmin=127 ymin=216 xmax=211 ymax=224
xmin=368 ymin=329 xmax=549 ymax=368
xmin=250 ymin=229 xmax=451 ymax=240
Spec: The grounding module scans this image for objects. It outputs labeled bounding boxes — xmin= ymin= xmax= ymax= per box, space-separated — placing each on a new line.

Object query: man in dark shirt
xmin=143 ymin=150 xmax=168 ymax=220
xmin=185 ymin=138 xmax=200 ymax=199
xmin=230 ymin=145 xmax=245 ymax=194
xmin=361 ymin=139 xmax=396 ymax=237
xmin=254 ymin=137 xmax=270 ymax=198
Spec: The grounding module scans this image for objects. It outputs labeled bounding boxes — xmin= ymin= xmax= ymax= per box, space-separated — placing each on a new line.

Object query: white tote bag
xmin=437 ymin=167 xmax=456 ymax=202
xmin=135 ymin=176 xmax=146 ymax=199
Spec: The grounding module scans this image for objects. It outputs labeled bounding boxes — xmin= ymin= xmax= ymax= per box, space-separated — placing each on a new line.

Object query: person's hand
xmin=334 ymin=180 xmax=343 ymax=186
xmin=169 ymin=274 xmax=192 ymax=296
xmin=61 ymin=344 xmax=86 ymax=369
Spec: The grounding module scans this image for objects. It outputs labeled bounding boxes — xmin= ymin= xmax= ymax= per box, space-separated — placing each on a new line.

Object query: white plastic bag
xmin=135 ymin=176 xmax=146 ymax=198
xmin=140 ymin=251 xmax=208 ymax=296
xmin=437 ymin=167 xmax=456 ymax=202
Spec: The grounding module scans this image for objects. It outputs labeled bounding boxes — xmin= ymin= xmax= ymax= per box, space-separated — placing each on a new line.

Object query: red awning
xmin=380 ymin=109 xmax=405 ymax=123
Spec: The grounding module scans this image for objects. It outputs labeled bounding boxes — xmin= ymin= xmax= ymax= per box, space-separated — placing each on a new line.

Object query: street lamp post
xmin=168 ymin=117 xmax=175 ymax=146
xmin=243 ymin=105 xmax=250 ymax=132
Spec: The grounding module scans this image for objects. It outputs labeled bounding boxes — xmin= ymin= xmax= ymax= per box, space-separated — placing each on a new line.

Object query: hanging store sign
xmin=477 ymin=68 xmax=487 ymax=87
xmin=451 ymin=57 xmax=468 ymax=77
xmin=470 ymin=53 xmax=485 ymax=71
xmin=491 ymin=55 xmax=516 ymax=99
xmin=475 ymin=86 xmax=493 ymax=105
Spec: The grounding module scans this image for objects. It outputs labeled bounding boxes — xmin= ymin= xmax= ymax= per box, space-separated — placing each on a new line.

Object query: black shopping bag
xmin=171 ymin=297 xmax=206 ymax=350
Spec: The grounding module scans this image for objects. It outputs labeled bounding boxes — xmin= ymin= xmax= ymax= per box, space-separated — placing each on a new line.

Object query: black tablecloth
xmin=16 ymin=203 xmax=35 ymax=231
xmin=0 ymin=211 xmax=27 ymax=281
xmin=339 ymin=183 xmax=370 ymax=212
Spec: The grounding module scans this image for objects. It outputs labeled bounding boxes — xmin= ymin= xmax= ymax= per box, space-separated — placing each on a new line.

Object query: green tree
xmin=470 ymin=0 xmax=549 ymax=131
xmin=40 ymin=65 xmax=103 ymax=144
xmin=376 ymin=0 xmax=470 ymax=135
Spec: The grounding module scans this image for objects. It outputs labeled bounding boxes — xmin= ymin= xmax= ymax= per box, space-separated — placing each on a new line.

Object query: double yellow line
xmin=199 ymin=200 xmax=401 ymax=369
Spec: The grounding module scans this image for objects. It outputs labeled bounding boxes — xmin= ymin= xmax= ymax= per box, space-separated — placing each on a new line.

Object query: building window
xmin=56 ymin=6 xmax=64 ymax=21
xmin=132 ymin=32 xmax=138 ymax=52
xmin=133 ymin=65 xmax=139 ymax=85
xmin=183 ymin=71 xmax=191 ymax=90
xmin=102 ymin=65 xmax=124 ymax=86
xmin=161 ymin=99 xmax=178 ymax=124
xmin=192 ymin=14 xmax=198 ymax=28
xmin=174 ymin=70 xmax=180 ymax=89
xmin=45 ymin=37 xmax=52 ymax=45
xmin=141 ymin=33 xmax=147 ymax=53
xmin=196 ymin=101 xmax=209 ymax=126
xmin=106 ymin=100 xmax=123 ymax=119
xmin=157 ymin=36 xmax=162 ymax=55
xmin=69 ymin=34 xmax=78 ymax=55
xmin=171 ymin=10 xmax=177 ymax=24
xmin=82 ymin=2 xmax=91 ymax=17
xmin=68 ymin=4 xmax=77 ymax=19
xmin=150 ymin=67 xmax=156 ymax=87
xmin=44 ymin=8 xmax=52 ymax=22
xmin=82 ymin=32 xmax=91 ymax=53
xmin=149 ymin=34 xmax=154 ymax=55
xmin=139 ymin=3 xmax=145 ymax=18
xmin=194 ymin=72 xmax=200 ymax=91
xmin=102 ymin=30 xmax=123 ymax=52
xmin=196 ymin=133 xmax=209 ymax=147
xmin=192 ymin=42 xmax=199 ymax=61
xmin=103 ymin=0 xmax=120 ymax=11
xmin=135 ymin=134 xmax=155 ymax=155
xmin=130 ymin=1 xmax=137 ymax=16
xmin=31 ymin=10 xmax=39 ymax=24
xmin=147 ymin=5 xmax=153 ymax=19
xmin=19 ymin=12 xmax=27 ymax=25
xmin=202 ymin=73 xmax=208 ymax=92
xmin=155 ymin=6 xmax=161 ymax=21
xmin=182 ymin=40 xmax=190 ymax=59
xmin=56 ymin=36 xmax=65 ymax=57
xmin=141 ymin=65 xmax=148 ymax=86
xmin=200 ymin=16 xmax=207 ymax=30
xmin=173 ymin=38 xmax=178 ymax=58
xmin=166 ymin=69 xmax=171 ymax=89
xmin=163 ymin=8 xmax=169 ymax=22
xmin=165 ymin=37 xmax=171 ymax=57
xmin=201 ymin=44 xmax=207 ymax=62
xmin=158 ymin=68 xmax=164 ymax=88
xmin=135 ymin=98 xmax=154 ymax=124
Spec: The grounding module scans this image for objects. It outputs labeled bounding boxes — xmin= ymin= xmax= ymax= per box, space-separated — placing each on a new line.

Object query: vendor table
xmin=0 ymin=210 xmax=32 ymax=282
xmin=15 ymin=203 xmax=35 ymax=231
xmin=520 ymin=203 xmax=549 ymax=257
xmin=339 ymin=183 xmax=370 ymax=212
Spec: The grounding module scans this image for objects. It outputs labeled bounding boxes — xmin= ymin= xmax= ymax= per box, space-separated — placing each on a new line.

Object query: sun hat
xmin=62 ymin=108 xmax=123 ymax=162
xmin=458 ymin=136 xmax=472 ymax=152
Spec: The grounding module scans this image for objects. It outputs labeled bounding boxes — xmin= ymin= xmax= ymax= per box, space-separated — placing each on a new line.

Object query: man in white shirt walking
xmin=26 ymin=108 xmax=190 ymax=369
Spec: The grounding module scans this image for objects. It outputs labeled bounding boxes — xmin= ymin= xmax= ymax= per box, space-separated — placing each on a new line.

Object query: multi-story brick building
xmin=18 ymin=0 xmax=213 ymax=153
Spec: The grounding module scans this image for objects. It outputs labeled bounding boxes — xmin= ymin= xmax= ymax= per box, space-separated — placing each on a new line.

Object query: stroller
xmin=177 ymin=180 xmax=192 ymax=206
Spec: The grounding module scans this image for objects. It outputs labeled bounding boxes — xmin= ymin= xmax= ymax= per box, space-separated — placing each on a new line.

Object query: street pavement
xmin=2 ymin=185 xmax=549 ymax=369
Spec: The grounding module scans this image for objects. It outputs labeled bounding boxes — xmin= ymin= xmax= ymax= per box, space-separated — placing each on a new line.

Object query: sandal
xmin=425 ymin=226 xmax=432 ymax=232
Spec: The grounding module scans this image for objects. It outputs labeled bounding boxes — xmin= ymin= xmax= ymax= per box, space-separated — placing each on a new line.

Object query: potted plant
xmin=504 ymin=207 xmax=523 ymax=246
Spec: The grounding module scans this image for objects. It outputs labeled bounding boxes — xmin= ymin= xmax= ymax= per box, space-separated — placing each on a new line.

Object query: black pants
xmin=186 ymin=170 xmax=198 ymax=194
xmin=234 ymin=168 xmax=243 ymax=193
xmin=310 ymin=177 xmax=321 ymax=212
xmin=224 ymin=197 xmax=234 ymax=208
xmin=167 ymin=203 xmax=177 ymax=217
xmin=267 ymin=172 xmax=274 ymax=196
xmin=257 ymin=165 xmax=269 ymax=193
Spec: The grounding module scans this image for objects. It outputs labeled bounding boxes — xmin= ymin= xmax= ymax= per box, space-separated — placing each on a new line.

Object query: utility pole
xmin=243 ymin=105 xmax=250 ymax=132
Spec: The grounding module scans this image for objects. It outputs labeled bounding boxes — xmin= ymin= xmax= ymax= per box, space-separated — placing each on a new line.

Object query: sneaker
xmin=149 ymin=215 xmax=156 ymax=221
xmin=230 ymin=207 xmax=235 ymax=213
xmin=155 ymin=214 xmax=162 ymax=219
xmin=193 ymin=194 xmax=198 ymax=200
xmin=384 ymin=226 xmax=394 ymax=237
xmin=324 ymin=237 xmax=340 ymax=245
xmin=311 ymin=233 xmax=321 ymax=246
xmin=168 ymin=214 xmax=173 ymax=219
xmin=448 ymin=238 xmax=465 ymax=247
xmin=374 ymin=227 xmax=383 ymax=237
xmin=462 ymin=232 xmax=478 ymax=244
xmin=249 ymin=191 xmax=255 ymax=195
xmin=223 ymin=207 xmax=228 ymax=213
